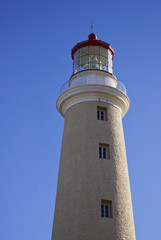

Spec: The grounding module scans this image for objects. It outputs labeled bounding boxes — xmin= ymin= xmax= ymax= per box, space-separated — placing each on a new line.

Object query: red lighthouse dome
xmin=71 ymin=33 xmax=115 ymax=74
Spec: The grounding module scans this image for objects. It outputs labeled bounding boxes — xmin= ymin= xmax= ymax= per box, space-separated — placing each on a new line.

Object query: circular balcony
xmin=60 ymin=71 xmax=127 ymax=95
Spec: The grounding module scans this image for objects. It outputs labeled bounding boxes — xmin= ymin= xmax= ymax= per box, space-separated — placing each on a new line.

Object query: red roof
xmin=71 ymin=33 xmax=115 ymax=60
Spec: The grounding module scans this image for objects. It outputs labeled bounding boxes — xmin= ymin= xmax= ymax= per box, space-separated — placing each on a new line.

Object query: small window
xmin=99 ymin=144 xmax=110 ymax=159
xmin=97 ymin=107 xmax=107 ymax=120
xmin=101 ymin=200 xmax=112 ymax=218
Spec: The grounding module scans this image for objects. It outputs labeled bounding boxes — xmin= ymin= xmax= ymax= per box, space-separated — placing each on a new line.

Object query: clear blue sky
xmin=1 ymin=0 xmax=161 ymax=239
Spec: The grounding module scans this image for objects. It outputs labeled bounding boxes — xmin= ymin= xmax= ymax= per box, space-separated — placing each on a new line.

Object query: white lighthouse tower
xmin=52 ymin=33 xmax=136 ymax=240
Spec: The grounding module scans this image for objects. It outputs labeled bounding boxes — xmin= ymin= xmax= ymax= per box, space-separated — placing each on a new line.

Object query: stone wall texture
xmin=52 ymin=101 xmax=136 ymax=240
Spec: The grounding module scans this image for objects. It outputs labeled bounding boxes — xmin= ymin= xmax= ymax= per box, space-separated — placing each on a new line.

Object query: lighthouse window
xmin=89 ymin=55 xmax=100 ymax=69
xmin=97 ymin=107 xmax=107 ymax=120
xmin=89 ymin=46 xmax=99 ymax=55
xmin=79 ymin=55 xmax=89 ymax=68
xmin=100 ymin=47 xmax=108 ymax=58
xmin=99 ymin=144 xmax=109 ymax=159
xmin=101 ymin=200 xmax=112 ymax=218
xmin=80 ymin=46 xmax=88 ymax=57
xmin=100 ymin=56 xmax=108 ymax=66
xmin=74 ymin=59 xmax=79 ymax=70
xmin=74 ymin=50 xmax=79 ymax=59
xmin=73 ymin=46 xmax=113 ymax=74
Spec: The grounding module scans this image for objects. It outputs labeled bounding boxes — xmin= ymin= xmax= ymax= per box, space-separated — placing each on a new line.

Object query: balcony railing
xmin=60 ymin=78 xmax=127 ymax=95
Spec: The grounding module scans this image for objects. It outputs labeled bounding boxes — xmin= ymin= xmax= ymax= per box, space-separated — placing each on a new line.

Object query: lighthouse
xmin=52 ymin=33 xmax=136 ymax=240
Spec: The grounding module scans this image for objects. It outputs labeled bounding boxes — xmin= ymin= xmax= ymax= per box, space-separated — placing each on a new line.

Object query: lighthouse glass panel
xmin=73 ymin=46 xmax=113 ymax=74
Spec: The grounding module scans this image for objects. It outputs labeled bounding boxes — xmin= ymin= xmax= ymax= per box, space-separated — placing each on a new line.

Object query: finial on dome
xmin=88 ymin=33 xmax=97 ymax=40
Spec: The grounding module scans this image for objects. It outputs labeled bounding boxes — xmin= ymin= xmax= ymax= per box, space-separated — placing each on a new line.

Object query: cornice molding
xmin=56 ymin=85 xmax=130 ymax=118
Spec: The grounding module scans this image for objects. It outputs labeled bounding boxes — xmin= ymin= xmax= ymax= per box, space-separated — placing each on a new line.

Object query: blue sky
xmin=1 ymin=0 xmax=161 ymax=239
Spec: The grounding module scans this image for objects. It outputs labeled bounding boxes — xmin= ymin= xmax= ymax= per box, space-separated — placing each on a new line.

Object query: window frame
xmin=101 ymin=200 xmax=112 ymax=218
xmin=99 ymin=144 xmax=110 ymax=159
xmin=97 ymin=107 xmax=107 ymax=121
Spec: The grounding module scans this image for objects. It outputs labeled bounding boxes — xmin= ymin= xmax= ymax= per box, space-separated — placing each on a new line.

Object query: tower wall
xmin=52 ymin=101 xmax=135 ymax=240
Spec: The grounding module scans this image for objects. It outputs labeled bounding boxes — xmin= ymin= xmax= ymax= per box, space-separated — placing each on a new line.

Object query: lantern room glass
xmin=73 ymin=46 xmax=113 ymax=74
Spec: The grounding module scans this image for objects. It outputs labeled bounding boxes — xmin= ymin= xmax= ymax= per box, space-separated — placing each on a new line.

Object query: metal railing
xmin=60 ymin=78 xmax=127 ymax=95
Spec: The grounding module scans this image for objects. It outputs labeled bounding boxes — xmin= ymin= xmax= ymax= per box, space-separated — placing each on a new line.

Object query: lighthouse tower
xmin=52 ymin=33 xmax=136 ymax=240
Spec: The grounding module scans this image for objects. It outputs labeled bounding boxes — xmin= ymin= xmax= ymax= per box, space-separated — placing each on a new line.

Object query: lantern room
xmin=60 ymin=34 xmax=127 ymax=95
xmin=71 ymin=33 xmax=115 ymax=74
